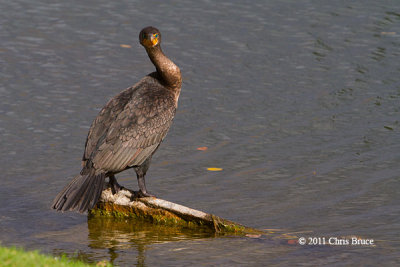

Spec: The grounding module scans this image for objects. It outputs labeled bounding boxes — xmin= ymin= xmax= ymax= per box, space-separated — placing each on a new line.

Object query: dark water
xmin=1 ymin=0 xmax=400 ymax=265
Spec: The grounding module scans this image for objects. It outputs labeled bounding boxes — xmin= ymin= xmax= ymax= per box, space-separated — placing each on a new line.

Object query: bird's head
xmin=139 ymin=26 xmax=161 ymax=48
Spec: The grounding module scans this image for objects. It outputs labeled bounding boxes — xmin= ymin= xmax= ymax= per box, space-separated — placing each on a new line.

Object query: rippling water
xmin=1 ymin=0 xmax=399 ymax=265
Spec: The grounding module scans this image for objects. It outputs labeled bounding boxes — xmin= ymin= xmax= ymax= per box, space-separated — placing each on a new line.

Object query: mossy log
xmin=90 ymin=185 xmax=263 ymax=235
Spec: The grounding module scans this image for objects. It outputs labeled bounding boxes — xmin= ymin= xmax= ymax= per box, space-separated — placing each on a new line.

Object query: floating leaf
xmin=384 ymin=126 xmax=393 ymax=131
xmin=207 ymin=167 xmax=223 ymax=171
xmin=287 ymin=239 xmax=297 ymax=245
xmin=120 ymin=44 xmax=132 ymax=48
xmin=197 ymin=146 xmax=208 ymax=151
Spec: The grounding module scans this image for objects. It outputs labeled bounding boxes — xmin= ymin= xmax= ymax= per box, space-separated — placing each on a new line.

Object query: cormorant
xmin=52 ymin=26 xmax=182 ymax=213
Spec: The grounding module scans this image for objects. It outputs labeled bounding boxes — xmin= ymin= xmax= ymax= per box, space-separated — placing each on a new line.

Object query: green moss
xmin=0 ymin=246 xmax=111 ymax=267
xmin=90 ymin=202 xmax=214 ymax=232
xmin=90 ymin=202 xmax=263 ymax=235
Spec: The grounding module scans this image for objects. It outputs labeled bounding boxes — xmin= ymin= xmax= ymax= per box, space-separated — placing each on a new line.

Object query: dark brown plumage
xmin=52 ymin=26 xmax=182 ymax=213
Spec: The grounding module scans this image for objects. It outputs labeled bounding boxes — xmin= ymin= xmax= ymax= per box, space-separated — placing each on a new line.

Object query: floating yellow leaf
xmin=207 ymin=167 xmax=223 ymax=171
xmin=120 ymin=44 xmax=132 ymax=48
xmin=381 ymin=32 xmax=396 ymax=35
xmin=197 ymin=146 xmax=208 ymax=151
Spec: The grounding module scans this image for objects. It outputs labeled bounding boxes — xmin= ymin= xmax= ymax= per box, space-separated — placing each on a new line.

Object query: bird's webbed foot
xmin=137 ymin=190 xmax=156 ymax=198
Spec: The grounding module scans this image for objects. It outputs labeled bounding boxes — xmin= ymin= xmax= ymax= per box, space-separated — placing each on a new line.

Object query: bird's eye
xmin=154 ymin=34 xmax=158 ymax=38
xmin=142 ymin=33 xmax=146 ymax=39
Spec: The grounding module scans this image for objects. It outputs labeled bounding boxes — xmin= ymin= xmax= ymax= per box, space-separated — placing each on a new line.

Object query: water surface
xmin=1 ymin=0 xmax=399 ymax=265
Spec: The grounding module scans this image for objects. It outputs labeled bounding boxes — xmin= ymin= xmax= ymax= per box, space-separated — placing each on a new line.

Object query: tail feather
xmin=65 ymin=173 xmax=94 ymax=211
xmin=52 ymin=170 xmax=105 ymax=213
xmin=76 ymin=178 xmax=96 ymax=212
xmin=73 ymin=173 xmax=103 ymax=213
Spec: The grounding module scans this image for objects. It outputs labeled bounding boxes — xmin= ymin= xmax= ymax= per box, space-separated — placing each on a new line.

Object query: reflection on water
xmin=87 ymin=216 xmax=215 ymax=247
xmin=87 ymin=217 xmax=215 ymax=265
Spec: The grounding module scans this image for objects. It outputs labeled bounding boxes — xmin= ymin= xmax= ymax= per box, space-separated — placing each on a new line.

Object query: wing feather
xmin=82 ymin=75 xmax=176 ymax=173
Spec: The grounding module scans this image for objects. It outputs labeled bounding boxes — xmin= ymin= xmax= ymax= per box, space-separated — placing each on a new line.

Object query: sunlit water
xmin=1 ymin=0 xmax=399 ymax=265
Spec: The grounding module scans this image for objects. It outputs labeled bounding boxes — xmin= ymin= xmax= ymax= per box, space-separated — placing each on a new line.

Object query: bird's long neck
xmin=146 ymin=46 xmax=182 ymax=93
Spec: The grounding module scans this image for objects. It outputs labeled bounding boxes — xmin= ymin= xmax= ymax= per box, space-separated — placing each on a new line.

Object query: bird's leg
xmin=137 ymin=175 xmax=155 ymax=198
xmin=134 ymin=157 xmax=155 ymax=198
xmin=109 ymin=174 xmax=123 ymax=194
